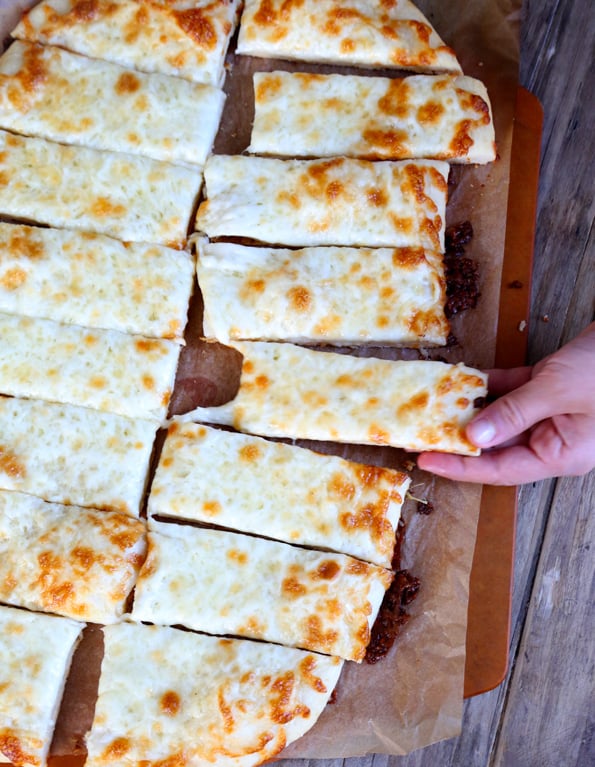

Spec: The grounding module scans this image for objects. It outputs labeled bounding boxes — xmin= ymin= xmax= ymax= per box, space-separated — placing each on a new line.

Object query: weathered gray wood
xmin=494 ymin=470 xmax=595 ymax=766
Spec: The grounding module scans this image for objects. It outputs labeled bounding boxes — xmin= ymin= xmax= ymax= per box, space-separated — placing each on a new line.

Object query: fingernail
xmin=468 ymin=418 xmax=496 ymax=446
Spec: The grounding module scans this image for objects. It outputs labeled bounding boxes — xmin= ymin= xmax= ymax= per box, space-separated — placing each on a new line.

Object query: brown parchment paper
xmin=0 ymin=0 xmax=522 ymax=761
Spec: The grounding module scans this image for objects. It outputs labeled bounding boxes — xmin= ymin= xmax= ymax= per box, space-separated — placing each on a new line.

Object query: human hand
xmin=417 ymin=322 xmax=595 ymax=485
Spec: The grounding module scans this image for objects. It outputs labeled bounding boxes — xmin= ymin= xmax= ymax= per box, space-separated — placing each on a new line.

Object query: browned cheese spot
xmin=134 ymin=338 xmax=161 ymax=354
xmin=89 ymin=375 xmax=107 ymax=389
xmin=276 ymin=189 xmax=301 ymax=209
xmin=227 ymin=549 xmax=248 ymax=565
xmin=368 ymin=424 xmax=390 ymax=444
xmin=346 ymin=559 xmax=369 ymax=576
xmin=449 ymin=119 xmax=475 ymax=156
xmin=71 ymin=546 xmax=97 ymax=571
xmin=239 ymin=443 xmax=261 ymax=462
xmin=107 ymin=527 xmax=140 ymax=553
xmin=160 ymin=690 xmax=181 ymax=716
xmin=388 ymin=213 xmax=413 ymax=234
xmin=298 ymin=655 xmax=327 ymax=693
xmin=282 ymin=576 xmax=307 ymax=598
xmin=305 ymin=157 xmax=344 ymax=191
xmin=408 ymin=308 xmax=440 ymax=336
xmin=417 ymin=101 xmax=445 ymax=124
xmin=362 ymin=128 xmax=409 ymax=158
xmin=8 ymin=229 xmax=44 ymax=260
xmin=102 ymin=737 xmax=131 ymax=760
xmin=254 ymin=0 xmax=278 ymax=25
xmin=459 ymin=91 xmax=492 ymax=125
xmin=35 ymin=551 xmax=74 ymax=609
xmin=246 ymin=278 xmax=266 ymax=295
xmin=0 ymin=268 xmax=27 ymax=290
xmin=4 ymin=44 xmax=47 ymax=111
xmin=340 ymin=496 xmax=392 ymax=550
xmin=0 ymin=447 xmax=26 ymax=479
xmin=366 ymin=186 xmax=389 ymax=207
xmin=323 ymin=6 xmax=367 ymax=36
xmin=315 ymin=560 xmax=340 ymax=580
xmin=304 ymin=614 xmax=338 ymax=652
xmin=392 ymin=246 xmax=425 ymax=269
xmin=89 ymin=197 xmax=126 ymax=218
xmin=329 ymin=472 xmax=355 ymax=500
xmin=287 ymin=285 xmax=311 ymax=312
xmin=218 ymin=685 xmax=235 ymax=733
xmin=269 ymin=671 xmax=310 ymax=723
xmin=115 ymin=72 xmax=141 ymax=95
xmin=377 ymin=79 xmax=411 ymax=118
xmin=397 ymin=391 xmax=430 ymax=419
xmin=72 ymin=0 xmax=99 ymax=23
xmin=203 ymin=500 xmax=222 ymax=516
xmin=174 ymin=9 xmax=217 ymax=49
xmin=255 ymin=74 xmax=282 ymax=102
xmin=0 ymin=733 xmax=41 ymax=767
xmin=325 ymin=179 xmax=344 ymax=200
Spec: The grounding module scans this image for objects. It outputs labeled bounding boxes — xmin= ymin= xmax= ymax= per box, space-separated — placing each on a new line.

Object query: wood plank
xmin=493 ymin=470 xmax=595 ymax=766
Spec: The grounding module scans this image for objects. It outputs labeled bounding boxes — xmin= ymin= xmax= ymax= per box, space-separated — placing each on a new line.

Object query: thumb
xmin=467 ymin=374 xmax=563 ymax=448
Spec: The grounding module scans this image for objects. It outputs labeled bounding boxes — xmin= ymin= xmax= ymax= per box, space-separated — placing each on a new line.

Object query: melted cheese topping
xmin=0 ymin=224 xmax=193 ymax=340
xmin=0 ymin=41 xmax=225 ymax=166
xmin=0 ymin=130 xmax=201 ymax=247
xmin=250 ymin=71 xmax=496 ymax=164
xmin=197 ymin=239 xmax=449 ymax=346
xmin=85 ymin=622 xmax=342 ymax=767
xmin=237 ymin=0 xmax=461 ymax=73
xmin=0 ymin=313 xmax=181 ymax=420
xmin=132 ymin=520 xmax=392 ymax=661
xmin=195 ymin=155 xmax=449 ymax=249
xmin=0 ymin=489 xmax=146 ymax=624
xmin=149 ymin=421 xmax=410 ymax=567
xmin=184 ymin=342 xmax=488 ymax=455
xmin=0 ymin=605 xmax=83 ymax=767
xmin=13 ymin=0 xmax=242 ymax=87
xmin=0 ymin=396 xmax=157 ymax=516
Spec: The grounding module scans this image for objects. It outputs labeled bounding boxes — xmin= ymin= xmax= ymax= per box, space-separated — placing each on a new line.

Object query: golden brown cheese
xmin=195 ymin=155 xmax=449 ymax=249
xmin=196 ymin=239 xmax=449 ymax=346
xmin=12 ymin=0 xmax=242 ymax=86
xmin=249 ymin=71 xmax=496 ymax=163
xmin=0 ymin=313 xmax=181 ymax=420
xmin=0 ymin=396 xmax=157 ymax=516
xmin=85 ymin=622 xmax=343 ymax=767
xmin=0 ymin=41 xmax=225 ymax=166
xmin=237 ymin=0 xmax=461 ymax=72
xmin=0 ymin=489 xmax=146 ymax=623
xmin=149 ymin=421 xmax=410 ymax=567
xmin=183 ymin=342 xmax=488 ymax=456
xmin=0 ymin=605 xmax=83 ymax=767
xmin=0 ymin=223 xmax=193 ymax=340
xmin=0 ymin=130 xmax=201 ymax=247
xmin=132 ymin=520 xmax=393 ymax=661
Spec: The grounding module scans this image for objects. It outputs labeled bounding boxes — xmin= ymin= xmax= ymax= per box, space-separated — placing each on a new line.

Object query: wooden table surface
xmin=282 ymin=1 xmax=595 ymax=765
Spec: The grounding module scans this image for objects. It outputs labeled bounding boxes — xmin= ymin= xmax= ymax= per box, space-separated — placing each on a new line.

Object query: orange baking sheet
xmin=464 ymin=87 xmax=543 ymax=698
